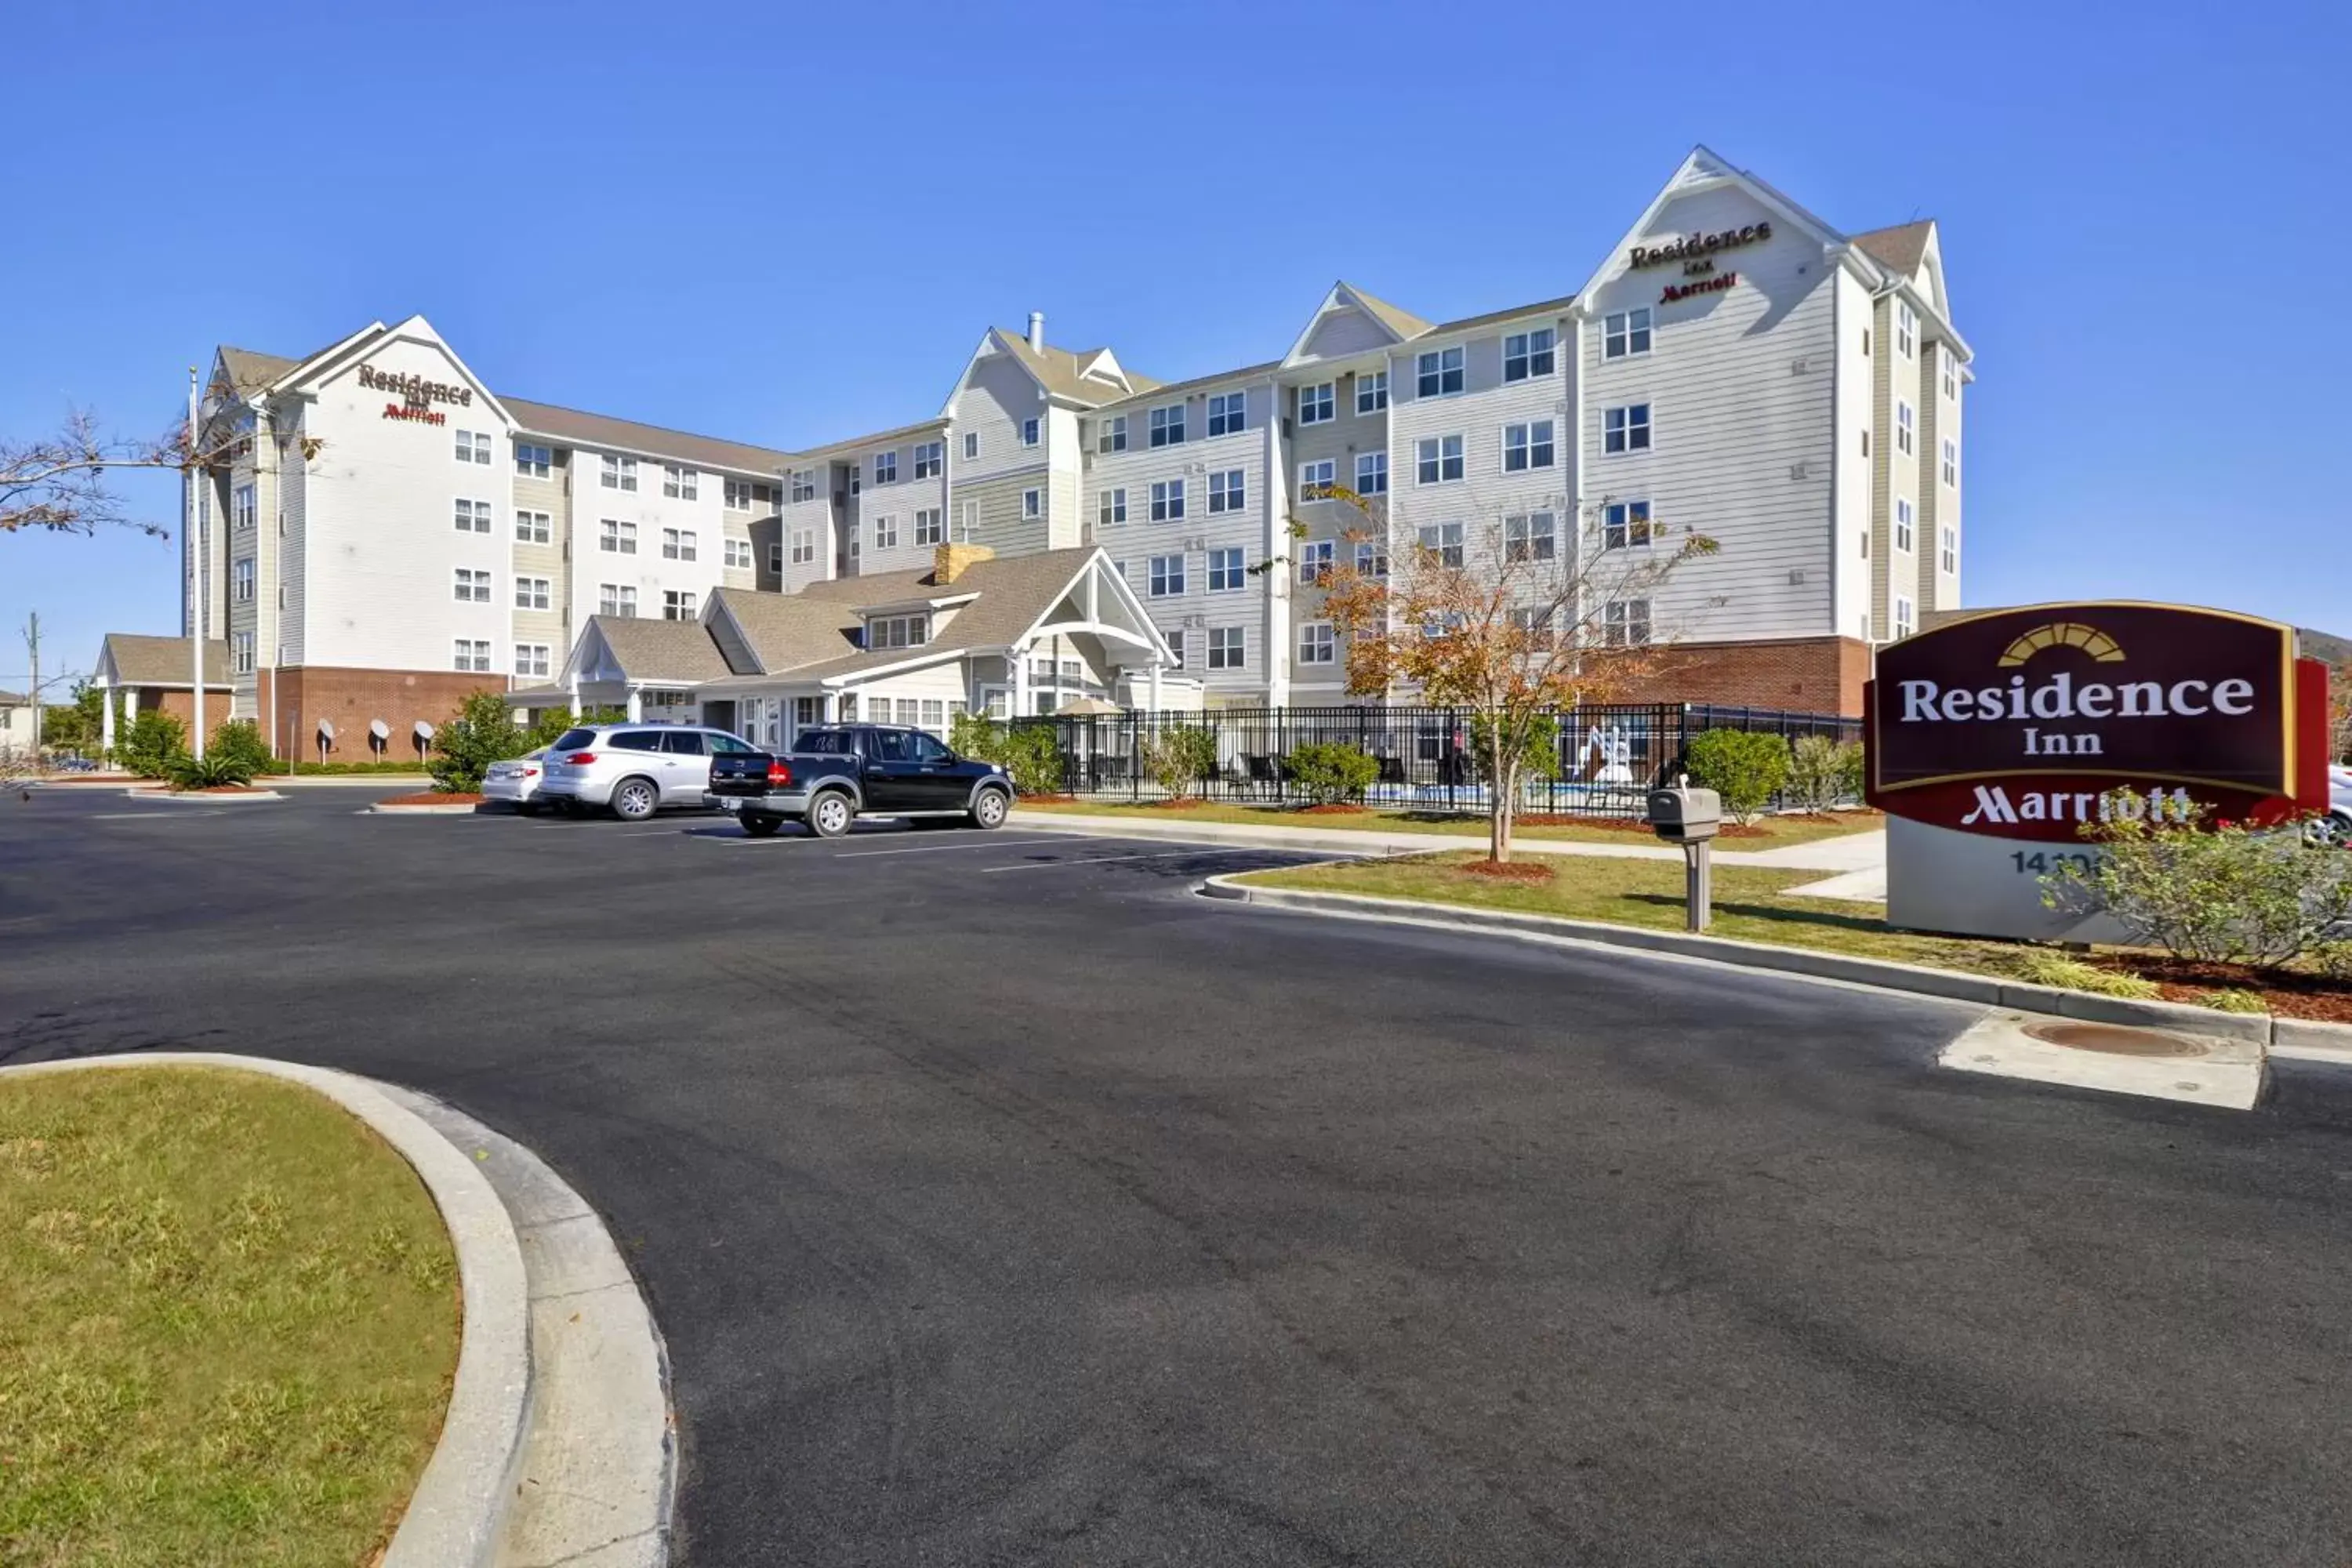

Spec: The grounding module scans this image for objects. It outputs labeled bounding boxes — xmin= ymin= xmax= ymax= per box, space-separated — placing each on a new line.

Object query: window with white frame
xmin=1295 ymin=383 xmax=1333 ymax=426
xmin=1208 ymin=469 xmax=1245 ymax=514
xmin=1510 ymin=607 xmax=1555 ymax=649
xmin=1356 ymin=451 xmax=1388 ymax=495
xmin=913 ymin=440 xmax=942 ymax=477
xmin=1208 ymin=546 xmax=1246 ymax=591
xmin=1895 ymin=498 xmax=1915 ymax=554
xmin=768 ymin=542 xmax=783 ymax=574
xmin=1098 ymin=488 xmax=1127 ymax=527
xmin=514 ymin=575 xmax=550 ymax=611
xmin=1414 ymin=434 xmax=1465 ymax=485
xmin=455 ymin=498 xmax=492 ymax=533
xmin=1164 ymin=628 xmax=1187 ymax=667
xmin=1504 ymin=511 xmax=1555 ymax=563
xmin=724 ymin=537 xmax=753 ymax=569
xmin=962 ymin=432 xmax=980 ymax=462
xmin=1355 ymin=539 xmax=1389 ymax=578
xmin=961 ymin=499 xmax=978 ymax=535
xmin=233 ymin=485 xmax=256 ymax=530
xmin=1149 ymin=478 xmax=1185 ymax=521
xmin=1298 ymin=459 xmax=1335 ymax=499
xmin=601 ymin=454 xmax=637 ymax=491
xmin=1940 ymin=437 xmax=1958 ymax=488
xmin=1896 ymin=401 xmax=1915 ymax=456
xmin=790 ymin=528 xmax=815 ymax=564
xmin=724 ymin=477 xmax=752 ymax=509
xmin=1603 ymin=404 xmax=1652 ymax=453
xmin=1356 ymin=369 xmax=1388 ymax=413
xmin=873 ymin=450 xmax=898 ymax=485
xmin=1149 ymin=554 xmax=1185 ymax=597
xmin=453 ymin=568 xmax=492 ymax=603
xmin=1021 ymin=417 xmax=1040 ymax=448
xmin=873 ymin=515 xmax=898 ymax=549
xmin=1604 ymin=598 xmax=1651 ymax=647
xmin=920 ymin=699 xmax=946 ymax=734
xmin=1940 ymin=351 xmax=1957 ymax=401
xmin=1296 ymin=539 xmax=1335 ymax=585
xmin=914 ymin=507 xmax=944 ymax=545
xmin=1893 ymin=595 xmax=1915 ymax=639
xmin=1503 ymin=327 xmax=1556 ymax=381
xmin=1415 ymin=346 xmax=1465 ymax=397
xmin=456 ymin=429 xmax=492 ymax=465
xmin=227 ymin=630 xmax=253 ymax=673
xmin=665 ymin=528 xmax=699 ymax=561
xmin=1417 ymin=521 xmax=1465 ymax=569
xmin=514 ymin=508 xmax=550 ymax=544
xmin=515 ymin=442 xmax=552 ymax=479
xmin=517 ymin=643 xmax=550 ymax=678
xmin=231 ymin=557 xmax=255 ymax=601
xmin=1208 ymin=390 xmax=1249 ymax=436
xmin=1940 ymin=526 xmax=1958 ymax=575
xmin=1896 ymin=303 xmax=1916 ymax=358
xmin=1207 ymin=626 xmax=1244 ymax=670
xmin=663 ymin=590 xmax=698 ymax=621
xmin=662 ymin=464 xmax=698 ymax=499
xmin=866 ymin=613 xmax=928 ymax=649
xmin=1022 ymin=488 xmax=1042 ymax=520
xmin=789 ymin=469 xmax=817 ymax=503
xmin=1502 ymin=419 xmax=1555 ymax=472
xmin=1298 ymin=622 xmax=1336 ymax=665
xmin=1149 ymin=404 xmax=1185 ymax=447
xmin=1602 ymin=499 xmax=1652 ymax=550
xmin=1602 ymin=307 xmax=1652 ymax=359
xmin=452 ymin=638 xmax=491 ymax=672
xmin=601 ymin=518 xmax=636 ymax=554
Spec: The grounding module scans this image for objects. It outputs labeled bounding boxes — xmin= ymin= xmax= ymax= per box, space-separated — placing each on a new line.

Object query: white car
xmin=481 ymin=748 xmax=550 ymax=812
xmin=2322 ymin=764 xmax=2352 ymax=848
xmin=537 ymin=723 xmax=764 ymax=821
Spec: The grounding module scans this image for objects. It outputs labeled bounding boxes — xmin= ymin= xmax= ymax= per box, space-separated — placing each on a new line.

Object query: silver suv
xmin=538 ymin=724 xmax=764 ymax=821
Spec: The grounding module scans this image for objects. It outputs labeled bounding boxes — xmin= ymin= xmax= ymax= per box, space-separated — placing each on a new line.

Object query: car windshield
xmin=550 ymin=729 xmax=596 ymax=752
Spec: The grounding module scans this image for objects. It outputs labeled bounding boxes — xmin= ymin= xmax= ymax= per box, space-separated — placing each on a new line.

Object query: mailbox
xmin=1646 ymin=786 xmax=1722 ymax=844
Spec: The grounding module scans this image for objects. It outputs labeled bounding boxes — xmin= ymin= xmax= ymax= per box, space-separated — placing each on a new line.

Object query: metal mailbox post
xmin=1646 ymin=782 xmax=1722 ymax=932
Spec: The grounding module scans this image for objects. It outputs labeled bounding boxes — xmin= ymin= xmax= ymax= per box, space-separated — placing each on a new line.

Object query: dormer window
xmin=866 ymin=613 xmax=930 ymax=650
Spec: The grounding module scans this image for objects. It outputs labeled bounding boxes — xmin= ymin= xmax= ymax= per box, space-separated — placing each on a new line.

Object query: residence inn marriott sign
xmin=1867 ymin=601 xmax=2332 ymax=940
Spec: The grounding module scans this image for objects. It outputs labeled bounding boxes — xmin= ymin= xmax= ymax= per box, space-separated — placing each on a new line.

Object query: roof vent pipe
xmin=1026 ymin=311 xmax=1045 ymax=353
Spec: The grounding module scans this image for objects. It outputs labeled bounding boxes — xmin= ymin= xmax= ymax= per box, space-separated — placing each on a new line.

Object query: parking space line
xmin=831 ymin=837 xmax=1073 ymax=858
xmin=978 ymin=848 xmax=1269 ymax=873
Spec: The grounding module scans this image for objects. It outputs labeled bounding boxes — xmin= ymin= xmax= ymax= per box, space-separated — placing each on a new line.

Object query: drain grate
xmin=2020 ymin=1020 xmax=2206 ymax=1058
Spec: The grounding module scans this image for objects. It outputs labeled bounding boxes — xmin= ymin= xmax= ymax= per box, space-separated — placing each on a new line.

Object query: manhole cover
xmin=2020 ymin=1020 xmax=2206 ymax=1058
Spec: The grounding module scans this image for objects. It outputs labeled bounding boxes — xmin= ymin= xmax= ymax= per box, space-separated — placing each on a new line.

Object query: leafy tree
xmin=1140 ymin=724 xmax=1220 ymax=798
xmin=1682 ymin=729 xmax=1792 ymax=826
xmin=208 ymin=719 xmax=275 ymax=778
xmin=949 ymin=711 xmax=1064 ymax=795
xmin=427 ymin=691 xmax=524 ymax=794
xmin=39 ymin=681 xmax=104 ymax=757
xmin=116 ymin=710 xmax=186 ymax=779
xmin=1784 ymin=735 xmax=1864 ymax=815
xmin=1468 ymin=710 xmax=1562 ymax=786
xmin=1284 ymin=742 xmax=1378 ymax=805
xmin=526 ymin=705 xmax=624 ymax=750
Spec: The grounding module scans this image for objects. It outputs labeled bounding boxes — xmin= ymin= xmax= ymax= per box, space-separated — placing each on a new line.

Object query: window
xmin=1504 ymin=511 xmax=1555 ymax=563
xmin=1896 ymin=401 xmax=1915 ymax=456
xmin=1415 ymin=346 xmax=1465 ymax=397
xmin=515 ymin=442 xmax=552 ymax=479
xmin=1940 ymin=525 xmax=1958 ymax=575
xmin=1165 ymin=629 xmax=1188 ymax=667
xmin=233 ymin=485 xmax=256 ymax=530
xmin=1298 ymin=459 xmax=1335 ymax=499
xmin=1149 ymin=478 xmax=1185 ymax=521
xmin=663 ymin=590 xmax=699 ymax=621
xmin=1603 ymin=404 xmax=1652 ymax=453
xmin=1502 ymin=419 xmax=1555 ymax=472
xmin=1149 ymin=554 xmax=1185 ymax=597
xmin=601 ymin=518 xmax=636 ymax=554
xmin=1414 ymin=434 xmax=1465 ymax=485
xmin=1940 ymin=437 xmax=1958 ymax=488
xmin=1603 ymin=307 xmax=1653 ymax=359
xmin=456 ymin=429 xmax=492 ymax=464
xmin=789 ymin=469 xmax=818 ymax=503
xmin=1896 ymin=303 xmax=1916 ymax=358
xmin=914 ymin=507 xmax=944 ymax=545
xmin=230 ymin=630 xmax=255 ymax=674
xmin=1895 ymin=498 xmax=1915 ymax=554
xmin=1298 ymin=622 xmax=1336 ymax=665
xmin=1356 ymin=370 xmax=1388 ymax=413
xmin=1893 ymin=595 xmax=1915 ymax=639
xmin=517 ymin=643 xmax=550 ymax=679
xmin=1295 ymin=384 xmax=1332 ymax=426
xmin=1355 ymin=539 xmax=1389 ymax=578
xmin=724 ymin=477 xmax=753 ymax=510
xmin=913 ymin=440 xmax=943 ymax=478
xmin=455 ymin=498 xmax=492 ymax=533
xmin=724 ymin=538 xmax=753 ymax=569
xmin=452 ymin=638 xmax=492 ymax=672
xmin=790 ymin=528 xmax=815 ymax=564
xmin=662 ymin=527 xmax=699 ymax=561
xmin=962 ymin=499 xmax=978 ymax=536
xmin=1356 ymin=452 xmax=1388 ymax=495
xmin=1604 ymin=598 xmax=1651 ymax=647
xmin=768 ymin=542 xmax=783 ymax=574
xmin=1511 ymin=607 xmax=1555 ymax=649
xmin=920 ymin=699 xmax=946 ymax=734
xmin=1503 ymin=327 xmax=1556 ymax=381
xmin=963 ymin=432 xmax=980 ymax=461
xmin=514 ymin=575 xmax=550 ymax=611
xmin=873 ymin=451 xmax=898 ymax=484
xmin=866 ymin=613 xmax=929 ymax=648
xmin=1099 ymin=488 xmax=1127 ymax=527
xmin=662 ymin=464 xmax=698 ymax=499
xmin=1088 ymin=416 xmax=1125 ymax=457
xmin=601 ymin=454 xmax=637 ymax=491
xmin=1417 ymin=521 xmax=1465 ymax=568
xmin=231 ymin=557 xmax=255 ymax=601
xmin=1149 ymin=404 xmax=1186 ymax=447
xmin=1207 ymin=626 xmax=1245 ymax=670
xmin=452 ymin=568 xmax=492 ymax=603
xmin=1022 ymin=488 xmax=1042 ymax=520
xmin=1602 ymin=499 xmax=1652 ymax=551
xmin=1940 ymin=352 xmax=1958 ymax=401
xmin=872 ymin=514 xmax=898 ymax=549
xmin=1209 ymin=391 xmax=1249 ymax=436
xmin=1208 ymin=546 xmax=1246 ymax=591
xmin=1208 ymin=469 xmax=1245 ymax=514
xmin=1296 ymin=539 xmax=1334 ymax=585
xmin=514 ymin=508 xmax=550 ymax=544
xmin=1021 ymin=417 xmax=1040 ymax=448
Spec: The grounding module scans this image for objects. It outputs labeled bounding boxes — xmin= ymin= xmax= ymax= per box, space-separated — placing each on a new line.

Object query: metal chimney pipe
xmin=1026 ymin=311 xmax=1045 ymax=352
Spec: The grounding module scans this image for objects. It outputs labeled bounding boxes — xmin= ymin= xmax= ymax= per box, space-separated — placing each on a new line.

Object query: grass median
xmin=0 ymin=1065 xmax=460 ymax=1568
xmin=1018 ymin=797 xmax=1882 ymax=848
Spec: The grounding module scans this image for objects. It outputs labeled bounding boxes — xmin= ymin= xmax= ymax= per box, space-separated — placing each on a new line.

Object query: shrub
xmin=427 ymin=691 xmax=525 ymax=795
xmin=207 ymin=720 xmax=275 ymax=779
xmin=2199 ymin=990 xmax=2270 ymax=1015
xmin=1283 ymin=742 xmax=1377 ymax=805
xmin=948 ymin=712 xmax=1064 ymax=795
xmin=1682 ymin=728 xmax=1792 ymax=826
xmin=1785 ymin=735 xmax=1864 ymax=814
xmin=528 ymin=706 xmax=625 ymax=750
xmin=2003 ymin=950 xmax=2160 ymax=998
xmin=116 ymin=710 xmax=187 ymax=779
xmin=2042 ymin=793 xmax=2352 ymax=969
xmin=164 ymin=750 xmax=257 ymax=790
xmin=2315 ymin=942 xmax=2352 ymax=982
xmin=1140 ymin=724 xmax=1220 ymax=798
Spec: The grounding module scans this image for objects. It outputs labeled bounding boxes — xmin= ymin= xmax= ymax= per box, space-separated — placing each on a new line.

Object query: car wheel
xmin=2315 ymin=812 xmax=2352 ymax=849
xmin=808 ymin=790 xmax=855 ymax=839
xmin=968 ymin=786 xmax=1011 ymax=830
xmin=517 ymin=801 xmax=542 ymax=816
xmin=742 ymin=811 xmax=783 ymax=838
xmin=611 ymin=777 xmax=660 ymax=822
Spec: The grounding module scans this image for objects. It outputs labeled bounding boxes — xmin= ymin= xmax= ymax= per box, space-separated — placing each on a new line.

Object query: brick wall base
xmin=1613 ymin=636 xmax=1871 ymax=717
xmin=267 ymin=666 xmax=510 ymax=765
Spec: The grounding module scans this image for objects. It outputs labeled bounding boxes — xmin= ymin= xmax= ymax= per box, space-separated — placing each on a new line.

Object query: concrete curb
xmin=1200 ymin=874 xmax=2352 ymax=1054
xmin=368 ymin=801 xmax=485 ymax=815
xmin=118 ymin=787 xmax=286 ymax=803
xmin=269 ymin=775 xmax=436 ymax=789
xmin=0 ymin=1052 xmax=533 ymax=1568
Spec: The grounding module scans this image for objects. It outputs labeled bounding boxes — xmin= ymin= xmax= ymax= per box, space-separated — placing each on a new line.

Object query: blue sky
xmin=4 ymin=0 xmax=2346 ymax=695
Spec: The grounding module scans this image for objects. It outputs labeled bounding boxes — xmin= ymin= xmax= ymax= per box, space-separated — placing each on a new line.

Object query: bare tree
xmin=2 ymin=405 xmax=318 ymax=538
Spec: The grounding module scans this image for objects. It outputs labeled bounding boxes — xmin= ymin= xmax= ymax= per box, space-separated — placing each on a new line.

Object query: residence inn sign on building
xmin=1867 ymin=601 xmax=2334 ymax=941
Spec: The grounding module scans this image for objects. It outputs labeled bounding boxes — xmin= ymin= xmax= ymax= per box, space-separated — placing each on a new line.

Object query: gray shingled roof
xmin=586 ymin=615 xmax=735 ymax=683
xmin=0 ymin=689 xmax=27 ymax=706
xmin=707 ymin=590 xmax=866 ymax=673
xmin=1340 ymin=284 xmax=1436 ymax=342
xmin=1426 ymin=292 xmax=1579 ymax=338
xmin=1852 ymin=220 xmax=1936 ymax=277
xmin=216 ymin=347 xmax=296 ymax=394
xmin=993 ymin=333 xmax=1162 ymax=405
xmin=501 ymin=397 xmax=792 ymax=477
xmin=101 ymin=634 xmax=230 ymax=687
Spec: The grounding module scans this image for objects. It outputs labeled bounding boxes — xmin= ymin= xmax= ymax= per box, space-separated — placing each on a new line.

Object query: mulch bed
xmin=377 ymin=792 xmax=483 ymax=808
xmin=169 ymin=785 xmax=270 ymax=796
xmin=1143 ymin=797 xmax=1208 ymax=809
xmin=1513 ymin=814 xmax=1772 ymax=839
xmin=2093 ymin=955 xmax=2352 ymax=1025
xmin=1294 ymin=804 xmax=1370 ymax=815
xmin=1457 ymin=859 xmax=1555 ymax=882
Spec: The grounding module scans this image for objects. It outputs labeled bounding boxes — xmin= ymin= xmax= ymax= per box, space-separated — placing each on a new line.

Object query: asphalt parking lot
xmin=6 ymin=786 xmax=2352 ymax=1566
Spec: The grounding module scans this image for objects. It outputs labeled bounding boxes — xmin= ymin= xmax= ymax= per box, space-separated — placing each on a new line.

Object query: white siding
xmin=1833 ymin=269 xmax=1874 ymax=642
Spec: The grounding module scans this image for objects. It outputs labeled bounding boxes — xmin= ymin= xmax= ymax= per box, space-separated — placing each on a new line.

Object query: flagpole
xmin=188 ymin=367 xmax=206 ymax=758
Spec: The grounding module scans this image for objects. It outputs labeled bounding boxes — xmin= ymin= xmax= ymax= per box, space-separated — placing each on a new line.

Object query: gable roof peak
xmin=1851 ymin=218 xmax=1937 ymax=278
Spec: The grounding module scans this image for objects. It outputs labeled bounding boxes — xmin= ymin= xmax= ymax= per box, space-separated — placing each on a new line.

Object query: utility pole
xmin=187 ymin=366 xmax=206 ymax=759
xmin=23 ymin=612 xmax=39 ymax=757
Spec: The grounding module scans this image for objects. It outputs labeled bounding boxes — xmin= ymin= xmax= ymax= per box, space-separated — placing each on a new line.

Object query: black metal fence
xmin=1020 ymin=703 xmax=1861 ymax=816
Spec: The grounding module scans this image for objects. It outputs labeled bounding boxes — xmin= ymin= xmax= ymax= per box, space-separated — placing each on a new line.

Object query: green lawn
xmin=1018 ymin=797 xmax=1882 ymax=848
xmin=0 ymin=1066 xmax=459 ymax=1568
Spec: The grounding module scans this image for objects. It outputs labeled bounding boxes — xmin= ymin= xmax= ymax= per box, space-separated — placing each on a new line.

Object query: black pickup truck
xmin=703 ymin=724 xmax=1016 ymax=838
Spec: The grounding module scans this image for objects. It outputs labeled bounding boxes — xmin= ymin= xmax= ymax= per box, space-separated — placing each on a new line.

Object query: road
xmin=5 ymin=786 xmax=2350 ymax=1566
